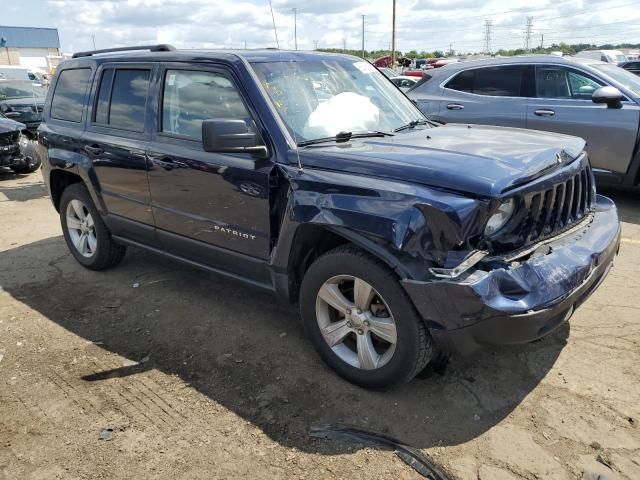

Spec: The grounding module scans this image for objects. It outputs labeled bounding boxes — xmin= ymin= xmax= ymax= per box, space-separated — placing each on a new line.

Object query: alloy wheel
xmin=66 ymin=199 xmax=97 ymax=258
xmin=315 ymin=275 xmax=397 ymax=370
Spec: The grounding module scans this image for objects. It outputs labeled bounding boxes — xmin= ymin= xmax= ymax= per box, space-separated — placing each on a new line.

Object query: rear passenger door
xmin=83 ymin=63 xmax=156 ymax=246
xmin=145 ymin=65 xmax=274 ymax=281
xmin=437 ymin=65 xmax=530 ymax=127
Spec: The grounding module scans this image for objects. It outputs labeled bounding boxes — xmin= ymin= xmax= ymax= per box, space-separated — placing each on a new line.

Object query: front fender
xmin=271 ymin=166 xmax=489 ymax=280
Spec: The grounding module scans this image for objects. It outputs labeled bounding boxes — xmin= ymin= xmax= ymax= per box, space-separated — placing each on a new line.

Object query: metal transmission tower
xmin=524 ymin=17 xmax=534 ymax=53
xmin=483 ymin=20 xmax=493 ymax=54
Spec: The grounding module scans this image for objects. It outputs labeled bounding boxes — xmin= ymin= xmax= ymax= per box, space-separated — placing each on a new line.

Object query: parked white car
xmin=575 ymin=50 xmax=628 ymax=65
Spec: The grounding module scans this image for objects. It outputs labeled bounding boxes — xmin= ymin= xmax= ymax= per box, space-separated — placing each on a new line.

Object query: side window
xmin=445 ymin=66 xmax=525 ymax=96
xmin=536 ymin=66 xmax=603 ymax=99
xmin=51 ymin=68 xmax=92 ymax=122
xmin=601 ymin=55 xmax=608 ymax=62
xmin=92 ymin=69 xmax=150 ymax=132
xmin=445 ymin=69 xmax=474 ymax=93
xmin=161 ymin=70 xmax=252 ymax=141
xmin=473 ymin=66 xmax=524 ymax=96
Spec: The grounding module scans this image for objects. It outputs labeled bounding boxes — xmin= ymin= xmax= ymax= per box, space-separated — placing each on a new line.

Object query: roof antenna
xmin=268 ymin=0 xmax=303 ymax=174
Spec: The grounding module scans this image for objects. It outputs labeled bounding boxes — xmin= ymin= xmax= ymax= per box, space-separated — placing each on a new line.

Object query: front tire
xmin=59 ymin=183 xmax=126 ymax=270
xmin=299 ymin=245 xmax=434 ymax=389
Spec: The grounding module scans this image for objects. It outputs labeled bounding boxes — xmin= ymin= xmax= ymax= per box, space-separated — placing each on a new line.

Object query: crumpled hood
xmin=0 ymin=115 xmax=26 ymax=134
xmin=296 ymin=124 xmax=586 ymax=197
xmin=1 ymin=97 xmax=45 ymax=108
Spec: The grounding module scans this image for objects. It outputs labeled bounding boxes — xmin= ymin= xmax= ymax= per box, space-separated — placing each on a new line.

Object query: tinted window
xmin=445 ymin=66 xmax=524 ymax=96
xmin=536 ymin=66 xmax=603 ymax=99
xmin=445 ymin=70 xmax=474 ymax=93
xmin=473 ymin=66 xmax=524 ymax=96
xmin=162 ymin=70 xmax=251 ymax=141
xmin=108 ymin=69 xmax=150 ymax=131
xmin=51 ymin=68 xmax=92 ymax=122
xmin=94 ymin=69 xmax=114 ymax=125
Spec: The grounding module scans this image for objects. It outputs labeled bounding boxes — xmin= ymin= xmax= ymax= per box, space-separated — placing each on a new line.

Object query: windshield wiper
xmin=393 ymin=119 xmax=432 ymax=133
xmin=297 ymin=130 xmax=394 ymax=147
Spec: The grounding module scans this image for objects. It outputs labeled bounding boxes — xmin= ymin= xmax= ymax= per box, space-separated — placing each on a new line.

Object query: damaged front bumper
xmin=402 ymin=194 xmax=621 ymax=356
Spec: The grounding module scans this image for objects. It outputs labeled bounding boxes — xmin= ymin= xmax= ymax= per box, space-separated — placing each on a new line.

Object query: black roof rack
xmin=72 ymin=44 xmax=176 ymax=59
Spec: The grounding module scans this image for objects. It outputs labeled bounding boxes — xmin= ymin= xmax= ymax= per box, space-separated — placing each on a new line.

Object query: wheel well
xmin=288 ymin=225 xmax=350 ymax=302
xmin=49 ymin=170 xmax=82 ymax=212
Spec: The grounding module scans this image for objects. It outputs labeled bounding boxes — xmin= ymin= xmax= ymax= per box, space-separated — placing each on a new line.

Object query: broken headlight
xmin=484 ymin=198 xmax=514 ymax=236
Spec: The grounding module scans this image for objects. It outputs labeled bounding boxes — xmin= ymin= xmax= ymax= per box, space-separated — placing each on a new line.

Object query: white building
xmin=0 ymin=26 xmax=61 ymax=74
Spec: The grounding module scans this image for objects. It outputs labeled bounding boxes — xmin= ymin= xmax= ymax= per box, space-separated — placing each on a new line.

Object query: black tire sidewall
xmin=300 ymin=248 xmax=429 ymax=389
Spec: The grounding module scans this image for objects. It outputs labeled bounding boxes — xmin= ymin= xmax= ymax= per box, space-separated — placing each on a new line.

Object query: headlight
xmin=485 ymin=199 xmax=515 ymax=236
xmin=11 ymin=106 xmax=34 ymax=113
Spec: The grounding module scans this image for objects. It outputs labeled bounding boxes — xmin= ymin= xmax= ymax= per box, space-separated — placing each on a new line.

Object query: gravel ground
xmin=1 ymin=170 xmax=639 ymax=480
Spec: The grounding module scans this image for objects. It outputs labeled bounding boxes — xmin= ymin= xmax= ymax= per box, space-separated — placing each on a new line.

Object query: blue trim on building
xmin=0 ymin=26 xmax=60 ymax=49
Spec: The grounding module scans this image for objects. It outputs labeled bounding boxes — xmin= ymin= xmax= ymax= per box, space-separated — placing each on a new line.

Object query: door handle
xmin=155 ymin=156 xmax=178 ymax=171
xmin=534 ymin=109 xmax=555 ymax=117
xmin=446 ymin=103 xmax=464 ymax=110
xmin=84 ymin=144 xmax=104 ymax=155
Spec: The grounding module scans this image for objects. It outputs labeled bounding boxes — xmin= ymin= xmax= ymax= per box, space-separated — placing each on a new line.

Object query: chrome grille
xmin=0 ymin=131 xmax=19 ymax=146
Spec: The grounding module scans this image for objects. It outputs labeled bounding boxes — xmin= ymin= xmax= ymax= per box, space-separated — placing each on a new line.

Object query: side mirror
xmin=202 ymin=119 xmax=267 ymax=157
xmin=592 ymin=86 xmax=624 ymax=109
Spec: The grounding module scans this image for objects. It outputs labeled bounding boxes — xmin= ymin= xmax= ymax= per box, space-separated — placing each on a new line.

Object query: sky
xmin=4 ymin=0 xmax=640 ymax=55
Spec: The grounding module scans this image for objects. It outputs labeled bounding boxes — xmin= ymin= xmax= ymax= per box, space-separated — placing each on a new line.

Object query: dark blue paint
xmin=38 ymin=49 xmax=621 ymax=356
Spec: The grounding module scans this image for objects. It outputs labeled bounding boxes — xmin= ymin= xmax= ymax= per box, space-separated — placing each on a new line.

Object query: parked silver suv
xmin=408 ymin=56 xmax=640 ymax=188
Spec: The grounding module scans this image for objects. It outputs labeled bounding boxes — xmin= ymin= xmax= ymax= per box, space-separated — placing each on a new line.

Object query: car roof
xmin=423 ymin=54 xmax=608 ymax=77
xmin=64 ymin=48 xmax=361 ymax=66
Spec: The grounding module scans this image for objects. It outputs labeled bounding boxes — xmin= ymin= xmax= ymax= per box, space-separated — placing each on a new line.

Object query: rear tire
xmin=299 ymin=245 xmax=434 ymax=389
xmin=10 ymin=156 xmax=41 ymax=174
xmin=60 ymin=183 xmax=126 ymax=270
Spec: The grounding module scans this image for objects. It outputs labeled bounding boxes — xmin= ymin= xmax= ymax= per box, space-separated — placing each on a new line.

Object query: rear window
xmin=51 ymin=68 xmax=92 ymax=122
xmin=445 ymin=66 xmax=525 ymax=97
xmin=93 ymin=68 xmax=150 ymax=132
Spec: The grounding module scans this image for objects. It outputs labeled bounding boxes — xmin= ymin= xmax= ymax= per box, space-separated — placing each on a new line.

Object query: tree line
xmin=317 ymin=42 xmax=640 ymax=60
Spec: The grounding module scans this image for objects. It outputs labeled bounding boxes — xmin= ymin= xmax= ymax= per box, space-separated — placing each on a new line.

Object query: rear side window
xmin=161 ymin=70 xmax=251 ymax=141
xmin=51 ymin=68 xmax=92 ymax=122
xmin=445 ymin=66 xmax=525 ymax=97
xmin=93 ymin=68 xmax=150 ymax=132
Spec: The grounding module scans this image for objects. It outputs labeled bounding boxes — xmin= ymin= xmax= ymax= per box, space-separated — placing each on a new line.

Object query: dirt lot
xmin=1 ymin=170 xmax=639 ymax=480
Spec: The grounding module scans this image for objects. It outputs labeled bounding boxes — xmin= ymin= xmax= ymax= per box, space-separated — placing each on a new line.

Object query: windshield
xmin=251 ymin=59 xmax=426 ymax=142
xmin=0 ymin=81 xmax=46 ymax=100
xmin=614 ymin=54 xmax=628 ymax=63
xmin=593 ymin=64 xmax=640 ymax=96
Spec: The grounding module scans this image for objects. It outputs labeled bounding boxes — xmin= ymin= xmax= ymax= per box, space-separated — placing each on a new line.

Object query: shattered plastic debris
xmin=132 ymin=283 xmax=140 ymax=288
xmin=309 ymin=425 xmax=452 ymax=479
xmin=99 ymin=427 xmax=114 ymax=441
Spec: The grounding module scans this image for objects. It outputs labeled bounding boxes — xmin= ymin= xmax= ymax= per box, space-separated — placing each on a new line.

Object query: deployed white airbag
xmin=303 ymin=92 xmax=380 ymax=138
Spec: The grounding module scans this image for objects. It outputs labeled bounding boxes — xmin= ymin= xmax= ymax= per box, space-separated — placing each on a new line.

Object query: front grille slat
xmin=553 ymin=184 xmax=565 ymax=231
xmin=571 ymin=173 xmax=582 ymax=221
xmin=526 ymin=193 xmax=543 ymax=242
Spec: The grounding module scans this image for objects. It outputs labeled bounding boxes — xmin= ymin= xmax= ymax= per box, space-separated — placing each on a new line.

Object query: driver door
xmin=146 ymin=65 xmax=274 ymax=282
xmin=526 ymin=65 xmax=640 ymax=175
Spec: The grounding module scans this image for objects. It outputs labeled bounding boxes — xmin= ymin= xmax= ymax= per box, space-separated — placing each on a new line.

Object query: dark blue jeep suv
xmin=37 ymin=45 xmax=621 ymax=388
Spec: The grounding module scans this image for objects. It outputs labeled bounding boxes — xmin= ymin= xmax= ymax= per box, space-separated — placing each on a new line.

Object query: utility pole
xmin=342 ymin=37 xmax=346 ymax=53
xmin=361 ymin=15 xmax=365 ymax=59
xmin=313 ymin=40 xmax=318 ymax=50
xmin=391 ymin=0 xmax=396 ymax=68
xmin=483 ymin=20 xmax=492 ymax=55
xmin=292 ymin=8 xmax=298 ymax=50
xmin=244 ymin=40 xmax=247 ymax=49
xmin=91 ymin=34 xmax=96 ymax=50
xmin=540 ymin=33 xmax=544 ymax=49
xmin=524 ymin=17 xmax=534 ymax=53
xmin=449 ymin=42 xmax=453 ymax=56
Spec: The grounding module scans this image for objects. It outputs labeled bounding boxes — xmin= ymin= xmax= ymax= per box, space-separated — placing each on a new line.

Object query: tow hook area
xmin=428 ymin=250 xmax=488 ymax=279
